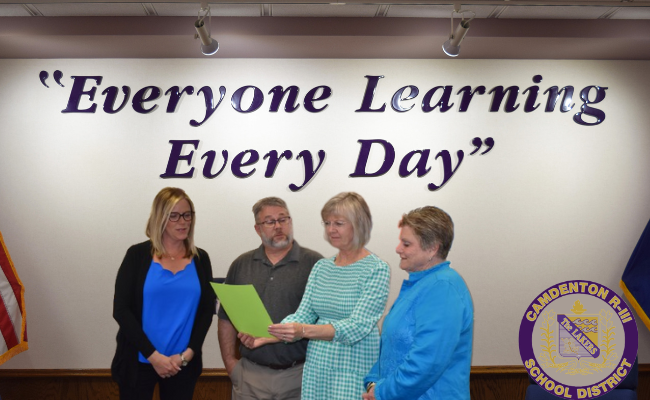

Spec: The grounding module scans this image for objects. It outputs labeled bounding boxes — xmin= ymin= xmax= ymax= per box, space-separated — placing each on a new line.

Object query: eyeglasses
xmin=169 ymin=212 xmax=194 ymax=222
xmin=322 ymin=220 xmax=348 ymax=228
xmin=257 ymin=216 xmax=292 ymax=227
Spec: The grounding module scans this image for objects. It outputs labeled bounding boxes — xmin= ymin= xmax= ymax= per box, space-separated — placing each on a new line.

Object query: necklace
xmin=165 ymin=248 xmax=185 ymax=261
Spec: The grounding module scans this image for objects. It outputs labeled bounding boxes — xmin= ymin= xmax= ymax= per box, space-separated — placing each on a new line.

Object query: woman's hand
xmin=238 ymin=332 xmax=279 ymax=349
xmin=147 ymin=351 xmax=181 ymax=378
xmin=168 ymin=347 xmax=195 ymax=372
xmin=362 ymin=386 xmax=376 ymax=400
xmin=170 ymin=353 xmax=183 ymax=369
xmin=182 ymin=347 xmax=195 ymax=363
xmin=268 ymin=323 xmax=304 ymax=342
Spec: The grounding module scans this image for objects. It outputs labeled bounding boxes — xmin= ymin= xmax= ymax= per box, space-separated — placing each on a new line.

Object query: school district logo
xmin=519 ymin=280 xmax=638 ymax=399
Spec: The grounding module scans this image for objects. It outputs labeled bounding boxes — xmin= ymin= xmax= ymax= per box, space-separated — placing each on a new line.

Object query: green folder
xmin=211 ymin=283 xmax=274 ymax=338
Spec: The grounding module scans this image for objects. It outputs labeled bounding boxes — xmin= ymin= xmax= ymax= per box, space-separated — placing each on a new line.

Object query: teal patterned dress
xmin=282 ymin=253 xmax=391 ymax=400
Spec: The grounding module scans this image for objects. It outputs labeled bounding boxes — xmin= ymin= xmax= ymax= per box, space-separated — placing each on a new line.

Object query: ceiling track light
xmin=442 ymin=4 xmax=475 ymax=58
xmin=194 ymin=3 xmax=219 ymax=56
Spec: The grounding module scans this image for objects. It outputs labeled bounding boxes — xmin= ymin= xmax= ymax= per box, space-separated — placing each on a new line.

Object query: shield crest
xmin=557 ymin=301 xmax=600 ymax=359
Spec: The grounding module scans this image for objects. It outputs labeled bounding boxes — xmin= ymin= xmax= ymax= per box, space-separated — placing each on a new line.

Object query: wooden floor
xmin=0 ymin=366 xmax=647 ymax=399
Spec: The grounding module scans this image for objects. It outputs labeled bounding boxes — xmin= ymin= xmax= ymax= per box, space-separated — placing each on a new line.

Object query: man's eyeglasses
xmin=169 ymin=212 xmax=194 ymax=222
xmin=257 ymin=216 xmax=292 ymax=227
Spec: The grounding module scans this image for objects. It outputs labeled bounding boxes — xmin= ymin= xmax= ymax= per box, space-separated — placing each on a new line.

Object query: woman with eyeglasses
xmin=239 ymin=192 xmax=390 ymax=400
xmin=111 ymin=187 xmax=216 ymax=400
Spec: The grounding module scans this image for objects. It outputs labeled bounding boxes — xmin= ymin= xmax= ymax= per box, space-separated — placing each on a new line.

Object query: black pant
xmin=119 ymin=362 xmax=199 ymax=400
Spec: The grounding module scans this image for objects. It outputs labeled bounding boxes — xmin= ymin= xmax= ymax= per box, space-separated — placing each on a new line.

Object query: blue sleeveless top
xmin=139 ymin=259 xmax=200 ymax=363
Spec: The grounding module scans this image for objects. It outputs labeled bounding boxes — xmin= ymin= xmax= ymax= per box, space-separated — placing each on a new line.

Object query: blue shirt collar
xmin=408 ymin=260 xmax=450 ymax=282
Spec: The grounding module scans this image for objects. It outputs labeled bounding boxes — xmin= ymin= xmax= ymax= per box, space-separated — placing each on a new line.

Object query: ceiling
xmin=1 ymin=1 xmax=650 ymax=58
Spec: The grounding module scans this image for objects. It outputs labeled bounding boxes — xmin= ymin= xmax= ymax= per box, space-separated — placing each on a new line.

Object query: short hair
xmin=321 ymin=192 xmax=372 ymax=250
xmin=252 ymin=197 xmax=289 ymax=222
xmin=399 ymin=206 xmax=454 ymax=259
xmin=145 ymin=187 xmax=198 ymax=259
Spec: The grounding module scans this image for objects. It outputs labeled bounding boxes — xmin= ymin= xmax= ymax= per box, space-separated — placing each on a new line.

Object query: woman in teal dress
xmin=239 ymin=192 xmax=390 ymax=400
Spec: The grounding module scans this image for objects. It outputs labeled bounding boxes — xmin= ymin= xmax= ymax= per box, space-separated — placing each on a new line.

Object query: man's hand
xmin=218 ymin=319 xmax=240 ymax=377
xmin=224 ymin=356 xmax=239 ymax=376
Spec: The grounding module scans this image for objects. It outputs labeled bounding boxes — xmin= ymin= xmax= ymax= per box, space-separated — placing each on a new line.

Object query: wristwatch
xmin=180 ymin=353 xmax=189 ymax=367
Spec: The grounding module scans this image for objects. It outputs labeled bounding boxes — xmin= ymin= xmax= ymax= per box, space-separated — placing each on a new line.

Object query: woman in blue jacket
xmin=363 ymin=206 xmax=474 ymax=400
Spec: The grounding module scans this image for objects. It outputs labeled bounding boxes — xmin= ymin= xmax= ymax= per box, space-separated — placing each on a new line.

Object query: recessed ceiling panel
xmin=210 ymin=4 xmax=262 ymax=17
xmin=387 ymin=5 xmax=496 ymax=19
xmin=499 ymin=6 xmax=612 ymax=19
xmin=272 ymin=4 xmax=378 ymax=17
xmin=610 ymin=8 xmax=650 ymax=19
xmin=2 ymin=15 xmax=650 ymax=59
xmin=0 ymin=4 xmax=32 ymax=17
xmin=152 ymin=3 xmax=197 ymax=16
xmin=35 ymin=2 xmax=147 ymax=17
xmin=154 ymin=3 xmax=261 ymax=17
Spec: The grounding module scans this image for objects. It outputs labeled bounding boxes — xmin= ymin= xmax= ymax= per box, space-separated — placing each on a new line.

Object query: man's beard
xmin=262 ymin=232 xmax=293 ymax=249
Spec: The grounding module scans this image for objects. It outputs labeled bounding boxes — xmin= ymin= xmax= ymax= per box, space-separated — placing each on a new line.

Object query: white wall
xmin=0 ymin=59 xmax=648 ymax=368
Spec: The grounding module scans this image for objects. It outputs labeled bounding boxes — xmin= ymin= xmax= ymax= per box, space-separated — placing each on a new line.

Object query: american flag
xmin=0 ymin=230 xmax=28 ymax=365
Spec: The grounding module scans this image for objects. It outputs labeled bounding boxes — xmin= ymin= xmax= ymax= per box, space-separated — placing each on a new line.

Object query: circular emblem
xmin=519 ymin=280 xmax=638 ymax=399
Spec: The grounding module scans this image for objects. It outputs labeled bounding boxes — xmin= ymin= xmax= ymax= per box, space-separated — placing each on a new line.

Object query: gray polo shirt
xmin=218 ymin=240 xmax=323 ymax=366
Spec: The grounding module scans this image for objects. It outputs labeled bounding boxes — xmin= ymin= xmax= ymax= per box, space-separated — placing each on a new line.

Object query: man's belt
xmin=254 ymin=359 xmax=305 ymax=370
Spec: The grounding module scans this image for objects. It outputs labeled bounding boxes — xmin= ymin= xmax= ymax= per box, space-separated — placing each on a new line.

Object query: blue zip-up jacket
xmin=365 ymin=261 xmax=473 ymax=400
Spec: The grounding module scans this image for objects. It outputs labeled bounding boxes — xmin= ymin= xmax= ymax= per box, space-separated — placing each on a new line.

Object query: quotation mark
xmin=469 ymin=137 xmax=495 ymax=155
xmin=39 ymin=70 xmax=65 ymax=88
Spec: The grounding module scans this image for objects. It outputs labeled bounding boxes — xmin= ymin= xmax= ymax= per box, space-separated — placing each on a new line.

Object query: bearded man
xmin=217 ymin=197 xmax=323 ymax=400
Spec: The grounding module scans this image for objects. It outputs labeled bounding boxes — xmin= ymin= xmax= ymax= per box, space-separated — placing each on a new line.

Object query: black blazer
xmin=111 ymin=241 xmax=216 ymax=387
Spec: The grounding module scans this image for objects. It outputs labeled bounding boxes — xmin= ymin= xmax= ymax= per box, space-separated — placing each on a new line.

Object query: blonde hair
xmin=399 ymin=206 xmax=454 ymax=259
xmin=321 ymin=192 xmax=372 ymax=250
xmin=145 ymin=187 xmax=198 ymax=259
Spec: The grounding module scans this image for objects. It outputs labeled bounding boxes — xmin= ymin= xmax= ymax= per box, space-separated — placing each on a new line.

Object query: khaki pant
xmin=231 ymin=357 xmax=303 ymax=400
